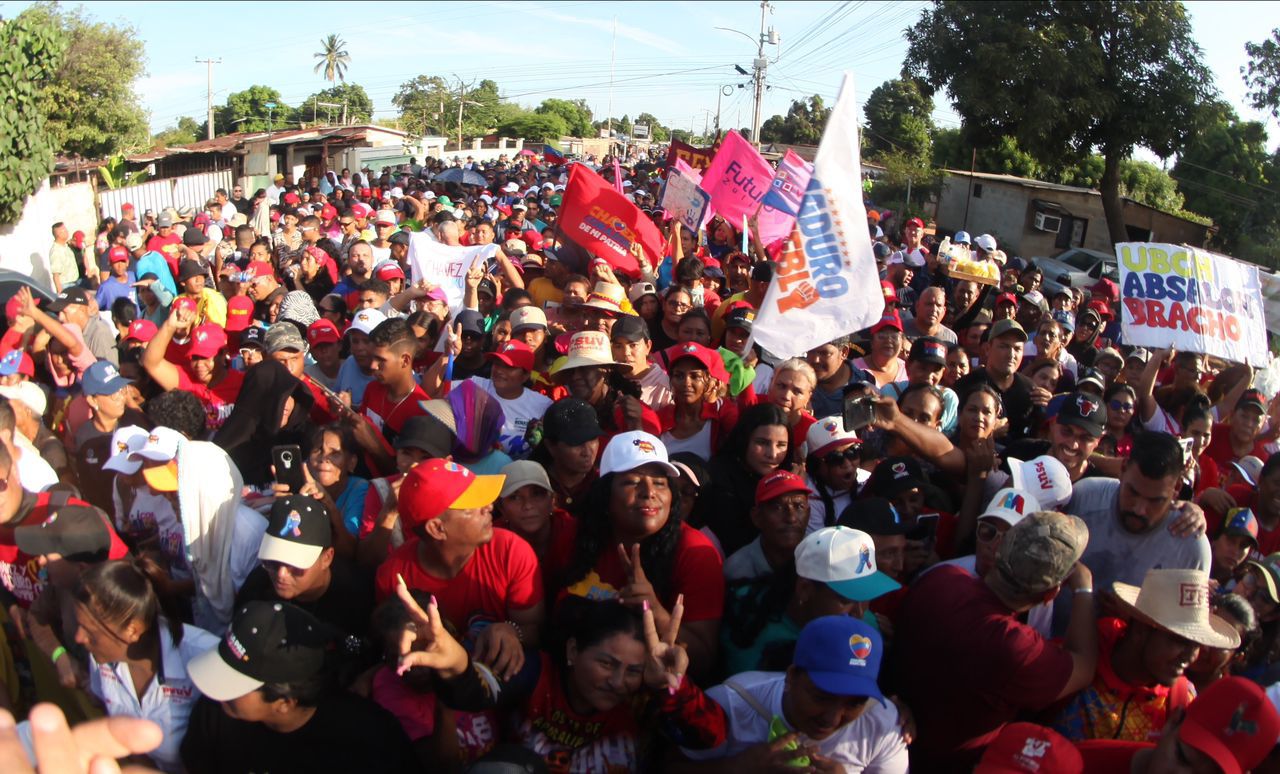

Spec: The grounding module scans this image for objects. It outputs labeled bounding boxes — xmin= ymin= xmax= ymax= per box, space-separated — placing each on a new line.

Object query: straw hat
xmin=1112 ymin=569 xmax=1240 ymax=649
xmin=550 ymin=331 xmax=624 ymax=373
xmin=580 ymin=282 xmax=634 ymax=315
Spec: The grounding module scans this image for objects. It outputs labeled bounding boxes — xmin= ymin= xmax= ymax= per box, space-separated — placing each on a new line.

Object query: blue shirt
xmin=95 ymin=273 xmax=136 ymax=313
xmin=335 ymin=356 xmax=375 ymax=406
xmin=336 ymin=476 xmax=371 ymax=536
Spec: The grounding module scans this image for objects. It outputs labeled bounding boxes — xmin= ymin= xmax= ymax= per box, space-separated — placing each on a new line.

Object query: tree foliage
xmin=536 ymin=99 xmax=592 ymax=137
xmin=301 ymin=83 xmax=372 ymax=124
xmin=634 ymin=112 xmax=669 ymax=142
xmin=1244 ymin=28 xmax=1280 ymax=118
xmin=869 ymin=150 xmax=944 ymax=223
xmin=497 ymin=113 xmax=567 ymax=144
xmin=0 ymin=7 xmax=67 ymax=225
xmin=393 ymin=76 xmax=506 ymax=141
xmin=23 ymin=1 xmax=148 ymax=159
xmin=153 ymin=116 xmax=202 ymax=147
xmin=863 ymin=78 xmax=933 ymax=161
xmin=313 ymin=34 xmax=350 ymax=83
xmin=905 ymin=1 xmax=1215 ymax=244
xmin=930 ymin=128 xmax=1044 ymax=179
xmin=758 ymin=96 xmax=831 ymax=145
xmin=215 ymin=85 xmax=292 ymax=135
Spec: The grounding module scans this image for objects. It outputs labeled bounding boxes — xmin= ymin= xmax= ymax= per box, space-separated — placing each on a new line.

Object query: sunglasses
xmin=822 ymin=447 xmax=860 ymax=466
xmin=976 ymin=521 xmax=1001 ymax=543
xmin=1109 ymin=400 xmax=1135 ymax=412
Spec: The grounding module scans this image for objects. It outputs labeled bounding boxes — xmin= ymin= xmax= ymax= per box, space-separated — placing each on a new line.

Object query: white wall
xmin=0 ymin=180 xmax=97 ymax=292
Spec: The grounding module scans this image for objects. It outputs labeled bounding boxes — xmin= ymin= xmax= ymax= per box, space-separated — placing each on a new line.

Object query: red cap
xmin=245 ymin=261 xmax=275 ymax=281
xmin=172 ymin=296 xmax=197 ymax=315
xmin=486 ymin=340 xmax=535 ymax=372
xmin=350 ymin=203 xmax=372 ymax=219
xmin=880 ymin=280 xmax=896 ymax=301
xmin=1090 ymin=277 xmax=1119 ymax=302
xmin=976 ymin=723 xmax=1081 ymax=773
xmin=1088 ymin=299 xmax=1114 ymax=320
xmin=320 ymin=204 xmax=338 ymax=221
xmin=496 ymin=204 xmax=513 ymax=217
xmin=224 ymin=296 xmax=254 ymax=333
xmin=870 ymin=310 xmax=903 ymax=334
xmin=397 ymin=459 xmax=504 ymax=532
xmin=188 ymin=323 xmax=228 ymax=359
xmin=905 ymin=217 xmax=924 ymax=229
xmin=121 ymin=202 xmax=134 ymax=213
xmin=662 ymin=342 xmax=730 ymax=382
xmin=1178 ymin=676 xmax=1280 ymax=774
xmin=754 ymin=470 xmax=812 ymax=504
xmin=283 ymin=192 xmax=300 ymax=205
xmin=996 ymin=292 xmax=1018 ymax=307
xmin=72 ymin=231 xmax=85 ymax=247
xmin=124 ymin=319 xmax=158 ymax=343
xmin=374 ymin=262 xmax=405 ymax=282
xmin=4 ymin=296 xmax=22 ymax=322
xmin=306 ymin=319 xmax=341 ymax=347
xmin=108 ymin=245 xmax=130 ymax=263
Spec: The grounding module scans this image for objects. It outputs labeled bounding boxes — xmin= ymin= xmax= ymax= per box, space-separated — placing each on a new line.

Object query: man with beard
xmin=954 ymin=318 xmax=1047 ymax=441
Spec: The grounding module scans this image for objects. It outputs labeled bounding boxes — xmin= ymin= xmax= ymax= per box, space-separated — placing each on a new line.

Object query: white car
xmin=1030 ymin=248 xmax=1119 ymax=299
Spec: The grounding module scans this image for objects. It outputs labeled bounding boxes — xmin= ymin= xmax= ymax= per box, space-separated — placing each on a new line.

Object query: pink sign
xmin=701 ymin=130 xmax=773 ymax=225
xmin=756 ymin=150 xmax=814 ymax=255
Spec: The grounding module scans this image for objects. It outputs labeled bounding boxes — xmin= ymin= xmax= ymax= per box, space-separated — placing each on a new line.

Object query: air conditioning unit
xmin=1034 ymin=212 xmax=1063 ymax=233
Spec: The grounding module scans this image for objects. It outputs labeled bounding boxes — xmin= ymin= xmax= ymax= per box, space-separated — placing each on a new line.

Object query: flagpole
xmin=607 ymin=17 xmax=617 ymax=152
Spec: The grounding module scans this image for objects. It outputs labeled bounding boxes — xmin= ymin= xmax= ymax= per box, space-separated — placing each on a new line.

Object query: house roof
xmin=115 ymin=124 xmax=411 ymax=164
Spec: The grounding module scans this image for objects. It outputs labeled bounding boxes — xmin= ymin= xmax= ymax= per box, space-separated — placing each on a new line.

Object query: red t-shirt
xmin=1203 ymin=421 xmax=1271 ymax=480
xmin=1074 ymin=740 xmax=1147 ymax=772
xmin=0 ymin=493 xmax=129 ymax=608
xmin=1205 ymin=483 xmax=1280 ymax=559
xmin=360 ymin=380 xmax=429 ymax=445
xmin=374 ymin=528 xmax=543 ymax=635
xmin=891 ymin=565 xmax=1074 ymax=770
xmin=145 ymin=233 xmax=183 ymax=276
xmin=175 ymin=367 xmax=244 ymax=432
xmin=558 ymin=523 xmax=725 ymax=623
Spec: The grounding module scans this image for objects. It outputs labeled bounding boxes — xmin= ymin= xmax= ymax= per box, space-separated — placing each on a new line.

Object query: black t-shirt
xmin=955 ymin=370 xmax=1041 ymax=441
xmin=181 ymin=692 xmax=417 ymax=774
xmin=234 ymin=558 xmax=374 ymax=640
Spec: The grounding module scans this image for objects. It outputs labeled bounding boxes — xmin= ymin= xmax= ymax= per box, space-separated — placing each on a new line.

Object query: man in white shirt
xmin=265 ymin=173 xmax=287 ymax=205
xmin=678 ymin=615 xmax=908 ymax=772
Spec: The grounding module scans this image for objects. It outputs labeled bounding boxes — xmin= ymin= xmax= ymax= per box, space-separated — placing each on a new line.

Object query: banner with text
xmin=756 ymin=150 xmax=814 ymax=256
xmin=1117 ymin=241 xmax=1268 ymax=365
xmin=659 ymin=168 xmax=712 ymax=233
xmin=752 ymin=74 xmax=885 ymax=359
xmin=559 ymin=163 xmax=666 ymax=277
xmin=700 ymin=130 xmax=774 ymax=226
xmin=407 ymin=234 xmax=497 ymax=313
xmin=665 ymin=140 xmax=715 ymax=172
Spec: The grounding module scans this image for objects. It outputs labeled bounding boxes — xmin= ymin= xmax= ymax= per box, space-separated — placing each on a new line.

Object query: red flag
xmin=558 ymin=165 xmax=665 ymax=277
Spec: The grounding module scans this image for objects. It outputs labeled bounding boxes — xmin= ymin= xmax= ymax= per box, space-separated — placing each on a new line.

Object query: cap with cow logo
xmin=1055 ymin=391 xmax=1107 ymax=438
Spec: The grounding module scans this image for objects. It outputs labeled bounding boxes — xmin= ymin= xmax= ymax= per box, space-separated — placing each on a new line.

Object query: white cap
xmin=513 ymin=203 xmax=528 ymax=211
xmin=0 ymin=382 xmax=46 ymax=418
xmin=347 ymin=308 xmax=387 ymax=337
xmin=131 ymin=426 xmax=184 ymax=463
xmin=806 ymin=416 xmax=859 ymax=458
xmin=374 ymin=210 xmax=397 ymax=226
xmin=389 ymin=187 xmax=404 ymax=198
xmin=480 ymin=194 xmax=494 ymax=203
xmin=1007 ymin=455 xmax=1073 ymax=509
xmin=884 ymin=251 xmax=905 ymax=266
xmin=423 ymin=190 xmax=437 ymax=200
xmin=509 ymin=305 xmax=547 ymax=332
xmin=600 ymin=431 xmax=679 ymax=478
xmin=974 ymin=233 xmax=998 ymax=252
xmin=794 ymin=526 xmax=901 ymax=602
xmin=502 ymin=182 xmax=519 ymax=193
xmin=102 ymin=425 xmax=150 ymax=474
xmin=981 ymin=488 xmax=1041 ymax=527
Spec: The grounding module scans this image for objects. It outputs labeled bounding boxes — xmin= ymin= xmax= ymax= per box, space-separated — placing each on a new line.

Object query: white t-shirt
xmin=681 ymin=672 xmax=908 ymax=772
xmin=469 ymin=377 xmax=553 ymax=459
xmin=723 ymin=537 xmax=773 ymax=582
xmin=661 ymin=421 xmax=713 ymax=462
xmin=88 ymin=624 xmax=219 ymax=773
xmin=752 ymin=362 xmax=775 ymax=397
xmin=124 ymin=489 xmax=192 ymax=582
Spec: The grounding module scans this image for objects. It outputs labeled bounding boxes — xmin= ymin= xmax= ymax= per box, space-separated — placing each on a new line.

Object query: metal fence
xmin=98 ymin=170 xmax=235 ymax=220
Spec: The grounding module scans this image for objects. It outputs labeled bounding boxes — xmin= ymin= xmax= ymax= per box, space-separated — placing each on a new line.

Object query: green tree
xmin=153 ymin=116 xmax=202 ymax=147
xmin=302 ymin=83 xmax=372 ymax=124
xmin=905 ymin=1 xmax=1215 ymax=245
xmin=634 ymin=112 xmax=669 ymax=142
xmin=1117 ymin=159 xmax=1184 ymax=213
xmin=215 ymin=86 xmax=291 ymax=135
xmin=758 ymin=96 xmax=831 ymax=145
xmin=863 ymin=78 xmax=934 ymax=161
xmin=497 ymin=113 xmax=568 ymax=144
xmin=535 ymin=99 xmax=592 ymax=137
xmin=393 ymin=75 xmax=452 ymax=136
xmin=313 ymin=34 xmax=350 ymax=83
xmin=23 ymin=1 xmax=148 ymax=158
xmin=930 ymin=128 xmax=1044 ymax=178
xmin=1244 ymin=28 xmax=1280 ymax=117
xmin=870 ymin=150 xmax=944 ymax=222
xmin=0 ymin=7 xmax=67 ymax=225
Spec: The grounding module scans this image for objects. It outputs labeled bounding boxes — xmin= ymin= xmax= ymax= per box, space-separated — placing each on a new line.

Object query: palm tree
xmin=313 ymin=35 xmax=350 ymax=83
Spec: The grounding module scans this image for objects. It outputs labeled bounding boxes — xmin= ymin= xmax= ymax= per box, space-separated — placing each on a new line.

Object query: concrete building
xmin=935 ymin=170 xmax=1212 ymax=258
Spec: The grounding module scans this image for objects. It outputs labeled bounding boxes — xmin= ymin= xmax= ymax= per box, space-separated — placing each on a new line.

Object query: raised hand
xmin=446 ymin=322 xmax=463 ymax=358
xmin=393 ymin=574 xmax=468 ymax=679
xmin=617 ymin=543 xmax=658 ymax=611
xmin=0 ymin=702 xmax=163 ymax=774
xmin=641 ymin=594 xmax=686 ymax=694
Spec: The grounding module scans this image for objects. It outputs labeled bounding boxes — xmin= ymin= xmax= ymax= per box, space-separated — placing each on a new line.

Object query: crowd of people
xmin=2 ymin=146 xmax=1280 ymax=773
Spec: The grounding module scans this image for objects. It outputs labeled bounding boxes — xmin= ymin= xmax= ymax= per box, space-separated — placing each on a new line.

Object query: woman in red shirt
xmin=656 ymin=343 xmax=738 ymax=462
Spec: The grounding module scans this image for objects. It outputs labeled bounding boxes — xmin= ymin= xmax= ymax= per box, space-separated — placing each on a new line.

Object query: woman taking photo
xmin=558 ymin=431 xmax=724 ymax=674
xmin=74 ymin=559 xmax=219 ymax=773
xmin=658 ymin=343 xmax=737 ymax=462
xmin=703 ymin=404 xmax=794 ymax=557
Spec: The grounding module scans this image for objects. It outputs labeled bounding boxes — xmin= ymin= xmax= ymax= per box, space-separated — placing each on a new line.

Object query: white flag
xmin=751 ymin=73 xmax=885 ymax=360
xmin=406 ymin=232 xmax=497 ymax=313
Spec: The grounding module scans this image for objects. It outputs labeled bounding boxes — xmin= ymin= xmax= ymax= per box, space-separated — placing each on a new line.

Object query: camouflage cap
xmin=992 ymin=510 xmax=1088 ymax=597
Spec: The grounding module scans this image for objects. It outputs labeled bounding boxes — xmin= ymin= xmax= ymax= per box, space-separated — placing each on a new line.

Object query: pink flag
xmin=612 ymin=158 xmax=624 ymax=194
xmin=701 ymin=130 xmax=773 ymax=225
xmin=756 ymin=150 xmax=814 ymax=256
xmin=674 ymin=157 xmax=702 ymax=184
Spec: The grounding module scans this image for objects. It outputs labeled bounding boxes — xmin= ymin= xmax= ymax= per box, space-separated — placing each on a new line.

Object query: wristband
xmin=1074 ymin=587 xmax=1094 ymax=596
xmin=504 ymin=620 xmax=524 ymax=644
xmin=51 ymin=646 xmax=67 ymax=664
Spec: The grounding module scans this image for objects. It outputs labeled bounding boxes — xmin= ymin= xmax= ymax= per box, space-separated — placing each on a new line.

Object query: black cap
xmin=456 ymin=309 xmax=486 ymax=336
xmin=394 ymin=414 xmax=455 ymax=458
xmin=724 ymin=305 xmax=755 ymax=333
xmin=46 ymin=287 xmax=90 ymax=313
xmin=177 ymin=260 xmax=205 ymax=283
xmin=542 ymin=398 xmax=603 ymax=446
xmin=610 ymin=315 xmax=649 ymax=342
xmin=477 ymin=278 xmax=497 ymax=297
xmin=751 ymin=261 xmax=779 ymax=283
xmin=182 ymin=227 xmax=208 ymax=247
xmin=837 ymin=497 xmax=910 ymax=536
xmin=14 ymin=504 xmax=114 ymax=562
xmin=239 ymin=326 xmax=266 ymax=350
xmin=1238 ymin=388 xmax=1268 ymax=414
xmin=1056 ymin=392 xmax=1107 ymax=438
xmin=388 ymin=231 xmax=411 ymax=246
xmin=188 ymin=601 xmax=331 ymax=701
xmin=908 ymin=336 xmax=947 ymax=366
xmin=258 ymin=495 xmax=331 ymax=568
xmin=863 ymin=456 xmax=927 ymax=498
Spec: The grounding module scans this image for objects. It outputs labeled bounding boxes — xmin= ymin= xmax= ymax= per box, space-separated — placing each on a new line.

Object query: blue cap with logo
xmin=82 ymin=360 xmax=132 ymax=396
xmin=792 ymin=615 xmax=886 ymax=704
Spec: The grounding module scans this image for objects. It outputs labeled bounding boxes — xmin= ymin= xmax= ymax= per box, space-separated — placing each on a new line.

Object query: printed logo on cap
xmin=855 ymin=544 xmax=873 ymax=573
xmin=632 ymin=438 xmax=656 ymax=454
xmin=357 ymin=312 xmax=370 ymax=322
xmin=891 ymin=462 xmax=908 ymax=479
xmin=195 ymin=330 xmax=207 ymax=343
xmin=1034 ymin=461 xmax=1054 ymax=490
xmin=40 ymin=512 xmax=58 ymax=528
xmin=1227 ymin=704 xmax=1259 ymax=736
xmin=682 ymin=343 xmax=697 ymax=353
xmin=1179 ymin=582 xmax=1207 ymax=608
xmin=280 ymin=511 xmax=302 ymax=538
xmin=1075 ymin=395 xmax=1100 ymax=416
xmin=1019 ymin=738 xmax=1049 ymax=759
xmin=999 ymin=491 xmax=1027 ymax=514
xmin=1 ymin=351 xmax=18 ymax=368
xmin=921 ymin=341 xmax=946 ymax=360
xmin=148 ymin=434 xmax=160 ymax=444
xmin=848 ymin=634 xmax=872 ymax=665
xmin=225 ymin=632 xmax=249 ymax=661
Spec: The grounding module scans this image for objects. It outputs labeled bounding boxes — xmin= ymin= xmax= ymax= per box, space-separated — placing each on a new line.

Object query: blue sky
xmin=4 ymin=0 xmax=1276 ymax=152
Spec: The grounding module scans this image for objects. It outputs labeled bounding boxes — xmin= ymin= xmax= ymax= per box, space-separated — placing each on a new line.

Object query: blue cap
xmin=0 ymin=350 xmax=25 ymax=377
xmin=792 ymin=616 xmax=887 ymax=704
xmin=1051 ymin=309 xmax=1075 ymax=333
xmin=953 ymin=230 xmax=972 ymax=245
xmin=81 ymin=360 xmax=132 ymax=396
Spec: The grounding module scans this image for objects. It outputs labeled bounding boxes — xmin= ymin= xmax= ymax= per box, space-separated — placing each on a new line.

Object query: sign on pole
xmin=659 ymin=169 xmax=712 ymax=232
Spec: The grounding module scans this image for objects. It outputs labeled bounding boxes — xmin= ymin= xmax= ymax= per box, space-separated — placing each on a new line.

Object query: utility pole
xmin=716 ymin=3 xmax=777 ymax=147
xmin=195 ymin=57 xmax=221 ymax=139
